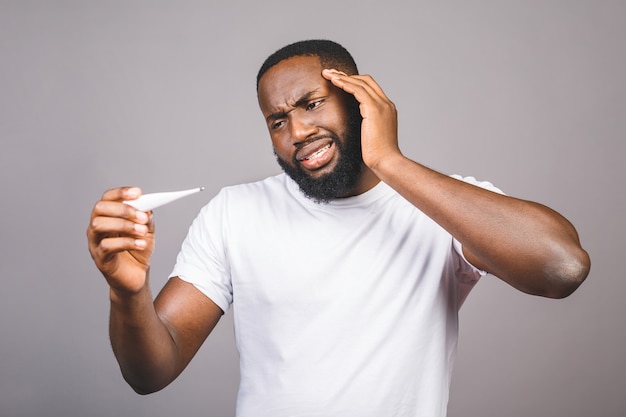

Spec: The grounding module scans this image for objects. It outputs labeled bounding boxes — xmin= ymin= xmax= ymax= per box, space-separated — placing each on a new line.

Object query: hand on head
xmin=322 ymin=69 xmax=401 ymax=171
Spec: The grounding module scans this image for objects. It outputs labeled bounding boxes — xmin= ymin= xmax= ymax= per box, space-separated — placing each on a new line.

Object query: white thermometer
xmin=124 ymin=187 xmax=205 ymax=211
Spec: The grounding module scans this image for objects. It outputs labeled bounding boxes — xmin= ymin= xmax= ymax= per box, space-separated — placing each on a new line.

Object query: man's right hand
xmin=87 ymin=187 xmax=155 ymax=295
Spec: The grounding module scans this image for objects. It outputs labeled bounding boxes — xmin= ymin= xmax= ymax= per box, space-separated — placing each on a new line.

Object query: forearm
xmin=372 ymin=153 xmax=590 ymax=297
xmin=108 ymin=273 xmax=180 ymax=394
xmin=324 ymin=70 xmax=589 ymax=296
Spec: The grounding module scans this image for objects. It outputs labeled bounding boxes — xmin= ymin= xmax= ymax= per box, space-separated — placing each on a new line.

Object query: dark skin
xmin=87 ymin=55 xmax=590 ymax=394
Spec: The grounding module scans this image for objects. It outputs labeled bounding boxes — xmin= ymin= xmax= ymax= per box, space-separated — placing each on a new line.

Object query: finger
xmin=323 ymin=70 xmax=388 ymax=102
xmin=89 ymin=216 xmax=150 ymax=240
xmin=323 ymin=70 xmax=385 ymax=95
xmin=326 ymin=75 xmax=388 ymax=114
xmin=91 ymin=236 xmax=149 ymax=268
xmin=101 ymin=186 xmax=142 ymax=202
xmin=349 ymin=74 xmax=390 ymax=100
xmin=98 ymin=236 xmax=148 ymax=253
xmin=91 ymin=200 xmax=151 ymax=224
xmin=88 ymin=230 xmax=149 ymax=267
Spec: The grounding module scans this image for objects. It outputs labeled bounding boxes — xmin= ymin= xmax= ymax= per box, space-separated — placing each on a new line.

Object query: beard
xmin=275 ymin=111 xmax=364 ymax=203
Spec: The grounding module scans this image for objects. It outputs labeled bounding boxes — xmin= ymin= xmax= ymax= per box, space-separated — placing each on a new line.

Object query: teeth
xmin=305 ymin=144 xmax=331 ymax=160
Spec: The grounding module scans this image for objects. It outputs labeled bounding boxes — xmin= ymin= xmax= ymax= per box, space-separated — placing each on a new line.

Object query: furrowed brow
xmin=265 ymin=89 xmax=321 ymax=123
xmin=266 ymin=110 xmax=287 ymax=123
xmin=293 ymin=89 xmax=319 ymax=108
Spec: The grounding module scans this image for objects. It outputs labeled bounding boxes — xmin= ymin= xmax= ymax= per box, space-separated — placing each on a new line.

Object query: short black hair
xmin=256 ymin=39 xmax=359 ymax=91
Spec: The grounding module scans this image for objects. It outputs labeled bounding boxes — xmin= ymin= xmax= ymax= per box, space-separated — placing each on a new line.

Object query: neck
xmin=339 ymin=167 xmax=380 ymax=198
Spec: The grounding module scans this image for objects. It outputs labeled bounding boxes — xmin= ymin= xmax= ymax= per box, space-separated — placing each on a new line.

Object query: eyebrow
xmin=265 ymin=89 xmax=320 ymax=123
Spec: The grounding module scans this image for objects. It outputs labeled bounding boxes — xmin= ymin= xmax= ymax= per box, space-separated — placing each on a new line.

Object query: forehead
xmin=258 ymin=55 xmax=326 ymax=113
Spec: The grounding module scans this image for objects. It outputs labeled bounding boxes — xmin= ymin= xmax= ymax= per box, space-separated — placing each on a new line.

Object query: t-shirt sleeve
xmin=449 ymin=175 xmax=505 ymax=280
xmin=169 ymin=190 xmax=233 ymax=313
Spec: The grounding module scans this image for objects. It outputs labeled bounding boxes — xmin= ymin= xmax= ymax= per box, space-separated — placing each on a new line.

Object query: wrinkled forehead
xmin=257 ymin=55 xmax=325 ymax=112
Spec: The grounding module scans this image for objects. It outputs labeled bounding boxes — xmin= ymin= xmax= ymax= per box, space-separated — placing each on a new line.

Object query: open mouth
xmin=301 ymin=143 xmax=331 ymax=161
xmin=296 ymin=138 xmax=336 ymax=170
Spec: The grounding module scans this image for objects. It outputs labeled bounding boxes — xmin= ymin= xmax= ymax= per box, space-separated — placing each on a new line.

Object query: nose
xmin=289 ymin=113 xmax=317 ymax=144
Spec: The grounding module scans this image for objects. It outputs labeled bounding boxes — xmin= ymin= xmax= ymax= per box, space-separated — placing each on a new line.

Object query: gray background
xmin=1 ymin=1 xmax=624 ymax=416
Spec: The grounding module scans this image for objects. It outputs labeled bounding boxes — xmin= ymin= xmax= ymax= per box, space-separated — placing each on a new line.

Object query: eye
xmin=306 ymin=99 xmax=323 ymax=111
xmin=271 ymin=120 xmax=285 ymax=130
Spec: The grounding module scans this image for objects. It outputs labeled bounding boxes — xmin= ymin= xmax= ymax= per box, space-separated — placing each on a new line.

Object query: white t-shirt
xmin=170 ymin=173 xmax=500 ymax=417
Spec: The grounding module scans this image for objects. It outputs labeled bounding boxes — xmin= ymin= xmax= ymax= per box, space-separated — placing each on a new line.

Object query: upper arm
xmin=153 ymin=276 xmax=224 ymax=374
xmin=462 ymin=245 xmax=490 ymax=274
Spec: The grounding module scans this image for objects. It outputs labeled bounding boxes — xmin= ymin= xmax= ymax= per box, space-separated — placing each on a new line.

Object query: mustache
xmin=293 ymin=134 xmax=339 ymax=155
xmin=292 ymin=134 xmax=338 ymax=166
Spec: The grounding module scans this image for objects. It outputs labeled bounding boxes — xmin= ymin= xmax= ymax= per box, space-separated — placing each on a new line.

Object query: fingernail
xmin=125 ymin=187 xmax=141 ymax=198
xmin=134 ymin=223 xmax=148 ymax=235
xmin=135 ymin=239 xmax=147 ymax=249
xmin=326 ymin=69 xmax=346 ymax=76
xmin=136 ymin=211 xmax=149 ymax=222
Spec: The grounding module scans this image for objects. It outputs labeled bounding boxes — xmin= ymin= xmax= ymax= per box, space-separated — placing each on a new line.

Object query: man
xmin=87 ymin=40 xmax=590 ymax=416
